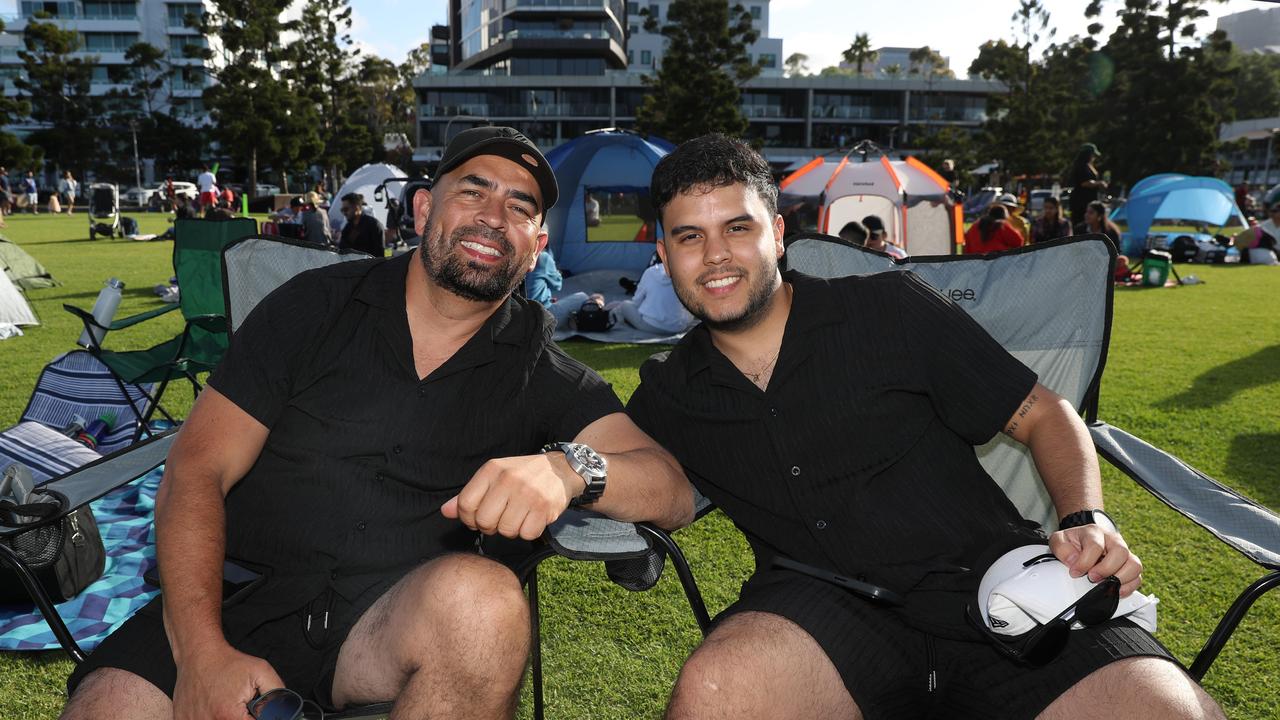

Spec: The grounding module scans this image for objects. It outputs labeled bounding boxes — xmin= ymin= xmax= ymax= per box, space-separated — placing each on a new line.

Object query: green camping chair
xmin=64 ymin=218 xmax=258 ymax=439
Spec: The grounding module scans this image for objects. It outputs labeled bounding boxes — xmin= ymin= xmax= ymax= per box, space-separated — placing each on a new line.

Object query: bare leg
xmin=330 ymin=553 xmax=530 ymax=720
xmin=60 ymin=668 xmax=171 ymax=720
xmin=1039 ymin=657 xmax=1224 ymax=720
xmin=666 ymin=611 xmax=860 ymax=720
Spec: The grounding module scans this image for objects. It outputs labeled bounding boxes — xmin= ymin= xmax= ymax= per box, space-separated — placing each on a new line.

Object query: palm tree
xmin=842 ymin=33 xmax=877 ymax=76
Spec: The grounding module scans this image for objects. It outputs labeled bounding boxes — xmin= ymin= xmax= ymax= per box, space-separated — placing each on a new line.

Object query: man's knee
xmin=61 ymin=668 xmax=169 ymax=720
xmin=397 ymin=554 xmax=529 ymax=652
xmin=668 ymin=613 xmax=858 ymax=720
xmin=1043 ymin=657 xmax=1224 ymax=720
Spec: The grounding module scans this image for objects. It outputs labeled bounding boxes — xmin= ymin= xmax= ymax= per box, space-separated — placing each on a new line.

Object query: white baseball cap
xmin=976 ymin=543 xmax=1158 ymax=637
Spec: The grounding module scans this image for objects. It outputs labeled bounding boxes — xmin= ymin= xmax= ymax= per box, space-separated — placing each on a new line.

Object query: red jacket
xmin=965 ymin=221 xmax=1024 ymax=254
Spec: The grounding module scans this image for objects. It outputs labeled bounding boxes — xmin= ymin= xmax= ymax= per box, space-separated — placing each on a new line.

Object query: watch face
xmin=569 ymin=444 xmax=607 ymax=475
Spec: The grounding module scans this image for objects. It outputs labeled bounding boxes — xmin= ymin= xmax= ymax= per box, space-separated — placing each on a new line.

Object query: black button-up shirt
xmin=207 ymin=251 xmax=621 ymax=617
xmin=627 ymin=270 xmax=1039 ymax=634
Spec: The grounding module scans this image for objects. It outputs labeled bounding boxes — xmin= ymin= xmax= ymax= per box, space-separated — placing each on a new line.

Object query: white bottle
xmin=78 ymin=278 xmax=124 ymax=348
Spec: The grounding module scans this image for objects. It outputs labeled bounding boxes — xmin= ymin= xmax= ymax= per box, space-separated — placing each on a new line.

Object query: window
xmin=750 ymin=5 xmax=761 ymax=19
xmin=20 ymin=2 xmax=76 ymax=18
xmin=647 ymin=3 xmax=659 ymax=20
xmin=758 ymin=53 xmax=776 ymax=69
xmin=640 ymin=50 xmax=652 ymax=66
xmin=166 ymin=3 xmax=202 ymax=28
xmin=81 ymin=33 xmax=139 ymax=53
xmin=82 ymin=1 xmax=136 ymax=19
xmin=627 ymin=49 xmax=634 ymax=64
xmin=169 ymin=36 xmax=206 ymax=59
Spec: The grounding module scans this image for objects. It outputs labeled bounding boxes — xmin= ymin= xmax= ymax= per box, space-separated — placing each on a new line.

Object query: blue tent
xmin=544 ymin=129 xmax=673 ymax=274
xmin=1111 ymin=174 xmax=1246 ymax=255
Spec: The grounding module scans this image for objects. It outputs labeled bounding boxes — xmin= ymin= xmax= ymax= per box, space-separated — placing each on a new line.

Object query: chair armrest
xmin=545 ymin=508 xmax=652 ymax=561
xmin=1090 ymin=421 xmax=1280 ymax=570
xmin=110 ymin=304 xmax=179 ymax=330
xmin=62 ymin=304 xmax=105 ymax=341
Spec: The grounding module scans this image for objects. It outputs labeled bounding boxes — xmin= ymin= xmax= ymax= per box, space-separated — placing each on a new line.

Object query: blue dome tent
xmin=544 ymin=129 xmax=673 ymax=275
xmin=1111 ymin=174 xmax=1247 ymax=256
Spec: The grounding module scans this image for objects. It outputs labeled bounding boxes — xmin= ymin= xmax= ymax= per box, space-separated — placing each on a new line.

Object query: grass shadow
xmin=1224 ymin=432 xmax=1280 ymax=509
xmin=1157 ymin=345 xmax=1280 ymax=410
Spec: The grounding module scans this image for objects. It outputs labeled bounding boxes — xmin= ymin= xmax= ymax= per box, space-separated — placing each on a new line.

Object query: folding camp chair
xmin=64 ymin=218 xmax=257 ymax=439
xmin=783 ymin=231 xmax=1280 ymax=681
xmin=19 ymin=350 xmax=157 ymax=455
xmin=222 ymin=235 xmax=711 ymax=719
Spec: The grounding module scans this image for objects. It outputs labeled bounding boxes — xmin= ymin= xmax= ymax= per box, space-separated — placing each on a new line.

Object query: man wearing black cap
xmin=59 ymin=127 xmax=693 ymax=720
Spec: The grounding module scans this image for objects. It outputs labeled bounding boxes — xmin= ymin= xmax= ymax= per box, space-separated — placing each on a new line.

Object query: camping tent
xmin=1110 ymin=174 xmax=1247 ymax=256
xmin=778 ymin=154 xmax=960 ymax=257
xmin=0 ymin=272 xmax=37 ymax=327
xmin=1 ymin=237 xmax=59 ymax=290
xmin=329 ymin=163 xmax=409 ymax=234
xmin=543 ymin=129 xmax=673 ymax=275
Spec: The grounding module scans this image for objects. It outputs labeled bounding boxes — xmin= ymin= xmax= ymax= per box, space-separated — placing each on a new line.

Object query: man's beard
xmin=419 ymin=217 xmax=529 ymax=303
xmin=671 ymin=252 xmax=781 ymax=334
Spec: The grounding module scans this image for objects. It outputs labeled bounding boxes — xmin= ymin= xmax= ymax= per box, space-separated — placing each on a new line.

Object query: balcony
xmin=502 ymin=29 xmax=614 ymax=42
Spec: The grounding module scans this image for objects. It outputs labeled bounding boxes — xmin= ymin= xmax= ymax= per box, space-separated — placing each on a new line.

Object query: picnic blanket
xmin=0 ymin=466 xmax=161 ymax=652
xmin=550 ymin=268 xmax=689 ymax=345
xmin=0 ymin=420 xmax=161 ymax=653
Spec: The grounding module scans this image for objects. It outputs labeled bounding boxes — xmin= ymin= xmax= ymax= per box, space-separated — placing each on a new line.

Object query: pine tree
xmin=15 ymin=17 xmax=99 ymax=174
xmin=635 ymin=0 xmax=759 ymax=144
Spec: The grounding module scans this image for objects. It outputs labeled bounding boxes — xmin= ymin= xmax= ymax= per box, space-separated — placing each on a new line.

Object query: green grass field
xmin=585 ymin=214 xmax=646 ymax=243
xmin=1 ymin=214 xmax=1278 ymax=718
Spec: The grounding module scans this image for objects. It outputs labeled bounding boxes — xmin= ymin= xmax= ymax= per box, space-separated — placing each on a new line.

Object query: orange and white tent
xmin=779 ymin=154 xmax=961 ymax=256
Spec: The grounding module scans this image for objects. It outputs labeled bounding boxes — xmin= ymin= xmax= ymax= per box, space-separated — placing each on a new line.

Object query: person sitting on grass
xmin=609 ymin=260 xmax=695 ymax=336
xmin=965 ymin=204 xmax=1025 ymax=254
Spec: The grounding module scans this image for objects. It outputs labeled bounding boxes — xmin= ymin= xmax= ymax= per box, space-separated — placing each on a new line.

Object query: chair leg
xmin=1188 ymin=570 xmax=1280 ymax=681
xmin=0 ymin=543 xmax=86 ymax=664
xmin=528 ymin=568 xmax=545 ymax=720
xmin=638 ymin=524 xmax=713 ymax=635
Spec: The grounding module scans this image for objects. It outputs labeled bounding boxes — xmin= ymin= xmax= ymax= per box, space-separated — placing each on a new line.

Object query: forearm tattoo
xmin=1003 ymin=392 xmax=1040 ymax=437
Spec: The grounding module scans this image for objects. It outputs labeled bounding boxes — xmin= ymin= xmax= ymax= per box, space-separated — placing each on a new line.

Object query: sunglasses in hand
xmin=248 ymin=688 xmax=324 ymax=720
xmin=968 ymin=557 xmax=1122 ymax=667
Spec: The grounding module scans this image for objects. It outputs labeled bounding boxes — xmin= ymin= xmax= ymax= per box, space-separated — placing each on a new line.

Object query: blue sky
xmin=345 ymin=0 xmax=1263 ymax=74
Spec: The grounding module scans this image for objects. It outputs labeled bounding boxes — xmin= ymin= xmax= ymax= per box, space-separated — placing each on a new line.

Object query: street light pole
xmin=130 ymin=120 xmax=142 ymax=192
xmin=1263 ymin=128 xmax=1279 ymax=188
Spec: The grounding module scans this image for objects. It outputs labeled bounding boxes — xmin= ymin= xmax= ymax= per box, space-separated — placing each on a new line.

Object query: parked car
xmin=962 ymin=186 xmax=1001 ymax=220
xmin=123 ymin=181 xmax=197 ymax=207
xmin=255 ymin=183 xmax=281 ymax=196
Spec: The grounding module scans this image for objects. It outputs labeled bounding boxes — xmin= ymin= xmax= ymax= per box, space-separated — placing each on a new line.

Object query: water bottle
xmin=60 ymin=414 xmax=88 ymax=439
xmin=74 ymin=413 xmax=114 ymax=450
xmin=78 ymin=278 xmax=124 ymax=348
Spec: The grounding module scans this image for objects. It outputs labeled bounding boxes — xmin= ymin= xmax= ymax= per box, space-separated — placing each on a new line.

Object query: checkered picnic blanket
xmin=0 ymin=465 xmax=162 ymax=652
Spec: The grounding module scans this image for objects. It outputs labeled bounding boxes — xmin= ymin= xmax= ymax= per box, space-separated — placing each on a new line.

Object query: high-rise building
xmin=415 ymin=0 xmax=999 ymax=167
xmin=0 ymin=1 xmax=217 ymax=127
xmin=1216 ymin=5 xmax=1280 ymax=54
xmin=623 ymin=0 xmax=783 ymax=75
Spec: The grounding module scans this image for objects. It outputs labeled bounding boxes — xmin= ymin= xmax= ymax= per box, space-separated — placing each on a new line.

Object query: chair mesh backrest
xmin=785 ymin=234 xmax=1115 ymax=529
xmin=173 ymin=218 xmax=259 ymax=321
xmin=222 ymin=235 xmax=371 ymax=335
xmin=20 ymin=350 xmax=155 ymax=455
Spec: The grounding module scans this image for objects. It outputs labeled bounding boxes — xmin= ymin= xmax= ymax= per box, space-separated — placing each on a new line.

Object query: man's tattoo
xmin=1003 ymin=392 xmax=1040 ymax=436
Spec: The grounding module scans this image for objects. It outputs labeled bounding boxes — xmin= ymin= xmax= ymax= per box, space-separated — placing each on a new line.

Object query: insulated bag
xmin=0 ymin=464 xmax=106 ymax=604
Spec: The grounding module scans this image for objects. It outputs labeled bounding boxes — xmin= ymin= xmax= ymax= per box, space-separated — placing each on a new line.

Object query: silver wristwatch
xmin=542 ymin=442 xmax=607 ymax=506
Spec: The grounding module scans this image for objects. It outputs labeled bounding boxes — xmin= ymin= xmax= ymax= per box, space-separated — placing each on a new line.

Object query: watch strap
xmin=541 ymin=442 xmax=606 ymax=506
xmin=1058 ymin=509 xmax=1117 ymax=533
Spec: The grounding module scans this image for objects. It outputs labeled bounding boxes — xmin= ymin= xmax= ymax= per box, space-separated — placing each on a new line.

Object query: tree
xmin=1086 ymin=0 xmax=1237 ymax=185
xmin=361 ymin=55 xmax=418 ymax=156
xmin=784 ymin=52 xmax=810 ymax=78
xmin=635 ymin=0 xmax=760 ymax=144
xmin=882 ymin=63 xmax=903 ymax=78
xmin=1228 ymin=50 xmax=1280 ymax=121
xmin=907 ymin=46 xmax=954 ymax=79
xmin=198 ymin=1 xmax=320 ymax=196
xmin=0 ymin=19 xmax=36 ymax=170
xmin=14 ymin=16 xmax=100 ymax=174
xmin=842 ymin=33 xmax=877 ymax=76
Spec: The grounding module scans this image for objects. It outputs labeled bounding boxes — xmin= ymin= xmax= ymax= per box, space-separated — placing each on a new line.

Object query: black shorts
xmin=719 ymin=570 xmax=1178 ymax=720
xmin=66 ymin=577 xmax=398 ymax=710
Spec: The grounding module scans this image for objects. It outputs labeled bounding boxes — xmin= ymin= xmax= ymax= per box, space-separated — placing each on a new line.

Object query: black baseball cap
xmin=435 ymin=126 xmax=558 ymax=212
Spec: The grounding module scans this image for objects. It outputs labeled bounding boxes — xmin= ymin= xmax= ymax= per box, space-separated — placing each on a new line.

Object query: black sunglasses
xmin=967 ymin=558 xmax=1121 ymax=667
xmin=247 ymin=688 xmax=323 ymax=720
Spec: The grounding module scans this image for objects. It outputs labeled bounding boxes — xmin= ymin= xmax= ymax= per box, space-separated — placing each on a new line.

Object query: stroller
xmin=88 ymin=183 xmax=121 ymax=240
